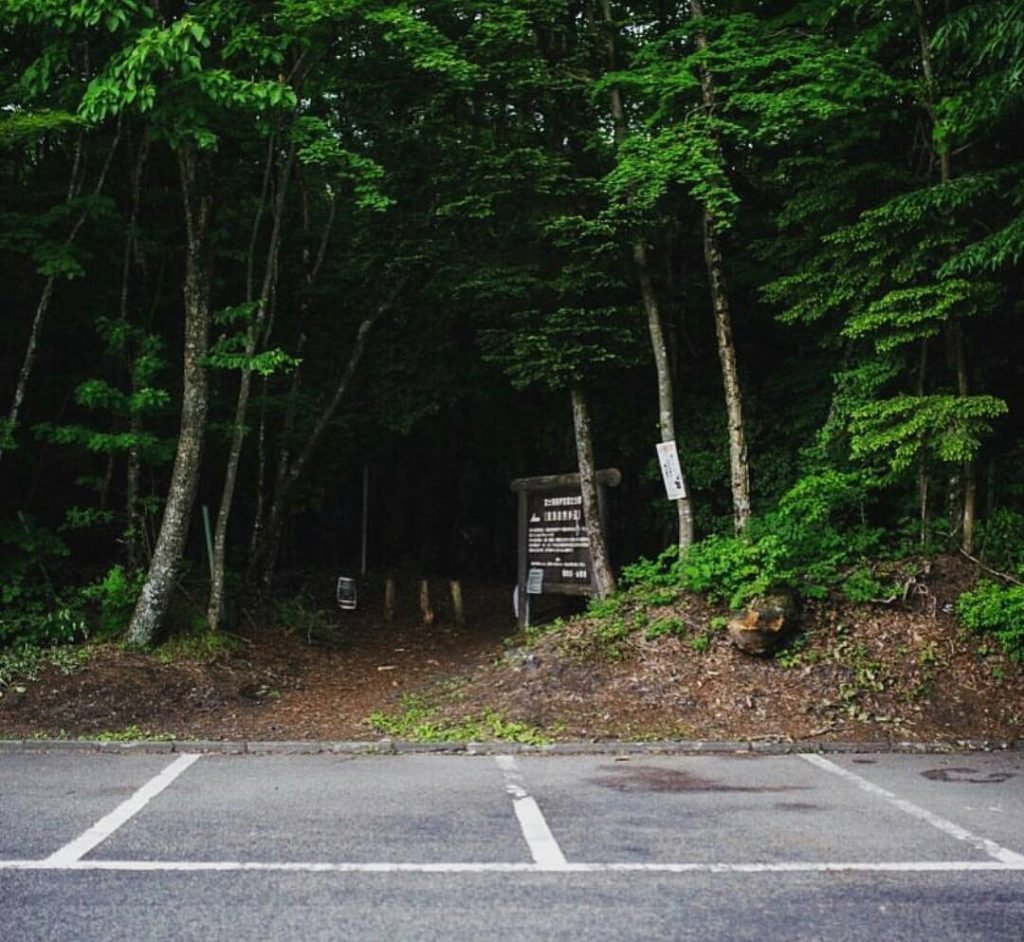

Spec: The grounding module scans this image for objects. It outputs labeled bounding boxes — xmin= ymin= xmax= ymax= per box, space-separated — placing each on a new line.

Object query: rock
xmin=727 ymin=592 xmax=798 ymax=655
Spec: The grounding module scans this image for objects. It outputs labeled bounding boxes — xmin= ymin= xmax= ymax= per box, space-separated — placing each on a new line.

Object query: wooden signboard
xmin=510 ymin=469 xmax=621 ymax=627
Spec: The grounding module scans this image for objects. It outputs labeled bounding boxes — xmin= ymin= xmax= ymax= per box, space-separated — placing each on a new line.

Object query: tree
xmin=599 ymin=0 xmax=695 ymax=551
xmin=73 ymin=2 xmax=297 ymax=645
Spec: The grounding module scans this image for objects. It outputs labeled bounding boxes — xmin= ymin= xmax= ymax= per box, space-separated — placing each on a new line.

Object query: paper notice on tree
xmin=656 ymin=441 xmax=686 ymax=500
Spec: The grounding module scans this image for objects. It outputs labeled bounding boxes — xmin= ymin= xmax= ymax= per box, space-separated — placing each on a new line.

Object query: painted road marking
xmin=1 ymin=859 xmax=1022 ymax=873
xmin=800 ymin=753 xmax=1024 ymax=866
xmin=496 ymin=755 xmax=568 ymax=870
xmin=1 ymin=754 xmax=1020 ymax=875
xmin=43 ymin=753 xmax=202 ymax=866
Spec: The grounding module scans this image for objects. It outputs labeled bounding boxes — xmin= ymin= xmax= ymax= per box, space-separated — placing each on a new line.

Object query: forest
xmin=2 ymin=0 xmax=1024 ymax=662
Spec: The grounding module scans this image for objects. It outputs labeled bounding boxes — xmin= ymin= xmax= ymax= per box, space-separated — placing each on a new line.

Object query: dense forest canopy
xmin=2 ymin=0 xmax=1023 ymax=648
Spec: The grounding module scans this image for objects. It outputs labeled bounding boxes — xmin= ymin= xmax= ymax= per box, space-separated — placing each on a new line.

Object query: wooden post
xmin=419 ymin=579 xmax=435 ymax=626
xmin=384 ymin=576 xmax=395 ymax=622
xmin=450 ymin=580 xmax=465 ymax=628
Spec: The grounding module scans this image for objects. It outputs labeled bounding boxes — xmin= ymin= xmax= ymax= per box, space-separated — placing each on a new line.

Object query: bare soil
xmin=1 ymin=557 xmax=1021 ymax=745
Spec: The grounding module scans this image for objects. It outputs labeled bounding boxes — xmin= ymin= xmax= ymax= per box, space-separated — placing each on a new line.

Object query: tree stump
xmin=727 ymin=592 xmax=798 ymax=655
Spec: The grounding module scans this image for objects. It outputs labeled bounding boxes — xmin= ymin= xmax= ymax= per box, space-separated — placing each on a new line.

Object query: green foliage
xmin=206 ymin=335 xmax=301 ymax=377
xmin=369 ymin=693 xmax=549 ymax=745
xmin=774 ymin=634 xmax=812 ymax=669
xmin=623 ymin=470 xmax=884 ymax=606
xmin=0 ymin=108 xmax=80 ymax=147
xmin=0 ymin=643 xmax=89 ymax=699
xmin=155 ymin=630 xmax=240 ymax=665
xmin=975 ymin=509 xmax=1024 ymax=573
xmin=275 ymin=594 xmax=338 ymax=644
xmin=293 ymin=116 xmax=392 ymax=212
xmin=0 ymin=514 xmax=67 ymax=606
xmin=841 ymin=566 xmax=892 ymax=604
xmin=602 ymin=120 xmax=739 ymax=226
xmin=79 ymin=565 xmax=143 ymax=639
xmin=89 ymin=724 xmax=177 ymax=742
xmin=643 ymin=616 xmax=685 ymax=641
xmin=849 ymin=395 xmax=1008 ymax=473
xmin=957 ymin=581 xmax=1024 ymax=661
xmin=0 ymin=515 xmax=85 ymax=648
xmin=0 ymin=604 xmax=87 ymax=649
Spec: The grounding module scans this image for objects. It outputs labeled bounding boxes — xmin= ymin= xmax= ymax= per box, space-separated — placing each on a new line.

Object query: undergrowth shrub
xmin=79 ymin=565 xmax=145 ymax=639
xmin=622 ymin=470 xmax=884 ymax=607
xmin=957 ymin=581 xmax=1024 ymax=661
xmin=974 ymin=509 xmax=1024 ymax=573
xmin=0 ymin=515 xmax=87 ymax=647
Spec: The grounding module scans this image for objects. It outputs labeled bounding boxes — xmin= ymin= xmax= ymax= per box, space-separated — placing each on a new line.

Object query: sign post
xmin=511 ymin=469 xmax=621 ymax=628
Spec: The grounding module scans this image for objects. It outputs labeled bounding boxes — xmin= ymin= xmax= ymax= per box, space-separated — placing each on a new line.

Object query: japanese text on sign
xmin=526 ymin=489 xmax=591 ymax=585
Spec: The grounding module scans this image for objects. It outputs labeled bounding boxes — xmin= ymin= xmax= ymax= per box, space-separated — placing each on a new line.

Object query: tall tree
xmin=73 ymin=3 xmax=298 ymax=644
xmin=599 ymin=0 xmax=695 ymax=550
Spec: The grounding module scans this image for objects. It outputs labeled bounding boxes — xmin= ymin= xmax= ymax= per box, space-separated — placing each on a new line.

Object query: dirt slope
xmin=1 ymin=558 xmax=1021 ymax=744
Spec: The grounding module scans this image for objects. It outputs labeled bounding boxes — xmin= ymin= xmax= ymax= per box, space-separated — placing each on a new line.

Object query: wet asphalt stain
xmin=921 ymin=767 xmax=1015 ymax=784
xmin=589 ymin=765 xmax=802 ymax=794
xmin=773 ymin=801 xmax=823 ymax=812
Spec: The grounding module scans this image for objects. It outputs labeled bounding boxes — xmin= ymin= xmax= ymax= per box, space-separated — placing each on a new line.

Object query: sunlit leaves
xmin=849 ymin=394 xmax=1009 ymax=473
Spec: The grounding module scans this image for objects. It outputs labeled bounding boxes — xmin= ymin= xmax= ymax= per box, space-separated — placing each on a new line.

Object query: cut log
xmin=727 ymin=593 xmax=798 ymax=655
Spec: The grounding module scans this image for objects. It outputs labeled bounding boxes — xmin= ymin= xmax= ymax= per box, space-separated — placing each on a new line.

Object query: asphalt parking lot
xmin=2 ymin=747 xmax=1023 ymax=941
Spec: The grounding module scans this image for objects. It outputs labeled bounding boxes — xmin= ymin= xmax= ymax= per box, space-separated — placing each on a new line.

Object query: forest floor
xmin=1 ymin=555 xmax=1022 ymax=746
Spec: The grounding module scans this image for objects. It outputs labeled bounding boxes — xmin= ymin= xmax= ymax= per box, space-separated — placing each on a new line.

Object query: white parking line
xmin=43 ymin=753 xmax=201 ymax=866
xmin=496 ymin=755 xmax=568 ymax=870
xmin=800 ymin=753 xmax=1024 ymax=865
xmin=1 ymin=858 xmax=1022 ymax=874
xmin=2 ymin=753 xmax=1021 ymax=876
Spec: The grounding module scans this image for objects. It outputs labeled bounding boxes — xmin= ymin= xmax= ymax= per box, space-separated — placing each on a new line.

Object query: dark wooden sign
xmin=511 ymin=469 xmax=621 ymax=626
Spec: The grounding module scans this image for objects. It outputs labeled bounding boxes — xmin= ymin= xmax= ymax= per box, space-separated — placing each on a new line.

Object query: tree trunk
xmin=247 ymin=187 xmax=336 ymax=585
xmin=702 ymin=209 xmax=751 ymax=533
xmin=127 ymin=143 xmax=211 ymax=647
xmin=913 ymin=0 xmax=975 ymax=552
xmin=634 ymin=243 xmax=695 ymax=548
xmin=571 ymin=386 xmax=616 ymax=599
xmin=248 ymin=275 xmax=409 ymax=588
xmin=1 ymin=122 xmax=121 ymax=467
xmin=691 ymin=0 xmax=752 ymax=533
xmin=120 ymin=132 xmax=151 ymax=569
xmin=600 ymin=0 xmax=694 ymax=550
xmin=206 ymin=141 xmax=293 ymax=630
xmin=917 ymin=338 xmax=930 ymax=547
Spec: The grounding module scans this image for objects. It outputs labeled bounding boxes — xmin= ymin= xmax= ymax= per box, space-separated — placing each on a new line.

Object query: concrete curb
xmin=0 ymin=737 xmax=1019 ymax=756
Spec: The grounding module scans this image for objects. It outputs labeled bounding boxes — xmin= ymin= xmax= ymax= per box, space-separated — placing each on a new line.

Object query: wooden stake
xmin=384 ymin=577 xmax=395 ymax=622
xmin=450 ymin=580 xmax=465 ymax=628
xmin=419 ymin=579 xmax=435 ymax=626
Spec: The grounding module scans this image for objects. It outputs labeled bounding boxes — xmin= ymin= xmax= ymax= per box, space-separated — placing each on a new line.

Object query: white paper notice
xmin=656 ymin=441 xmax=687 ymax=500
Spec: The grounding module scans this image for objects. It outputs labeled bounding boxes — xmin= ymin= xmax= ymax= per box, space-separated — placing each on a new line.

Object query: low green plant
xmin=276 ymin=594 xmax=338 ymax=643
xmin=621 ymin=471 xmax=886 ymax=607
xmin=88 ymin=724 xmax=177 ymax=742
xmin=774 ymin=634 xmax=809 ymax=668
xmin=0 ymin=604 xmax=88 ymax=649
xmin=0 ymin=514 xmax=89 ymax=648
xmin=957 ymin=580 xmax=1024 ymax=661
xmin=586 ymin=595 xmax=625 ymax=618
xmin=0 ymin=643 xmax=90 ymax=696
xmin=841 ymin=566 xmax=891 ymax=603
xmin=972 ymin=508 xmax=1024 ymax=573
xmin=368 ymin=694 xmax=549 ymax=744
xmin=644 ymin=616 xmax=685 ymax=641
xmin=79 ymin=565 xmax=144 ymax=639
xmin=687 ymin=631 xmax=713 ymax=654
xmin=155 ymin=630 xmax=240 ymax=664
